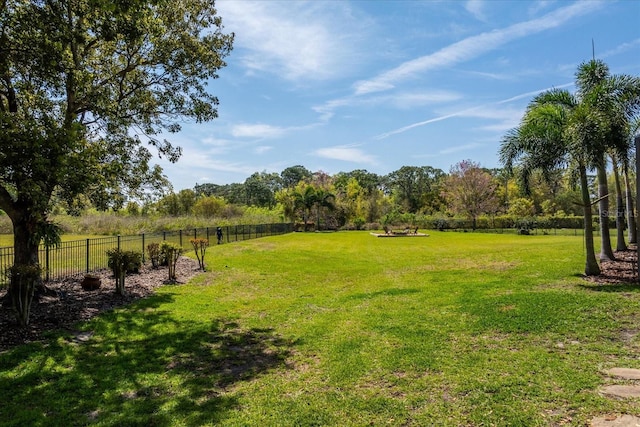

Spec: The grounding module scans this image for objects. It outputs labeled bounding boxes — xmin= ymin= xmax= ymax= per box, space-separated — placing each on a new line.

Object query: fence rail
xmin=0 ymin=223 xmax=293 ymax=286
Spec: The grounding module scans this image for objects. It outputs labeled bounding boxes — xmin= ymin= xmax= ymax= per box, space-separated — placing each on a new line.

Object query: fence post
xmin=142 ymin=233 xmax=145 ymax=263
xmin=86 ymin=239 xmax=90 ymax=273
xmin=179 ymin=230 xmax=183 ymax=247
xmin=163 ymin=231 xmax=166 ymax=241
xmin=45 ymin=245 xmax=50 ymax=281
xmin=117 ymin=235 xmax=121 ymax=250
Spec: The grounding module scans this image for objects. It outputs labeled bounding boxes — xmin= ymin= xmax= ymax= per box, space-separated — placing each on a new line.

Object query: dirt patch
xmin=0 ymin=257 xmax=201 ymax=352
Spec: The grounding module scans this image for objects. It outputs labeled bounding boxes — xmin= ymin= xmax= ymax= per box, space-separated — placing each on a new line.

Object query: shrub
xmin=147 ymin=243 xmax=161 ymax=268
xmin=190 ymin=238 xmax=209 ymax=271
xmin=160 ymin=241 xmax=184 ymax=282
xmin=106 ymin=249 xmax=142 ymax=296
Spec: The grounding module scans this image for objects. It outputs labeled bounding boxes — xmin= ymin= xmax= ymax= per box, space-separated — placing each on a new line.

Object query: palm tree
xmin=293 ymin=185 xmax=318 ymax=231
xmin=500 ymin=89 xmax=601 ymax=276
xmin=627 ymin=118 xmax=640 ymax=244
xmin=313 ymin=188 xmax=336 ymax=231
xmin=574 ymin=60 xmax=640 ymax=255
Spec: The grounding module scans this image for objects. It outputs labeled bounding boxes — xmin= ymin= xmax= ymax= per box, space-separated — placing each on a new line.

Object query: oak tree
xmin=0 ymin=0 xmax=233 ymax=325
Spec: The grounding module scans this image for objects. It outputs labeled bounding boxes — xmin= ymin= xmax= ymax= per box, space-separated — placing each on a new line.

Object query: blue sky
xmin=158 ymin=0 xmax=640 ymax=191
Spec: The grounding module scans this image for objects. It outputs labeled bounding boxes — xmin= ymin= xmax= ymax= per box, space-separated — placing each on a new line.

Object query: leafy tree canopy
xmin=0 ymin=0 xmax=233 ymax=325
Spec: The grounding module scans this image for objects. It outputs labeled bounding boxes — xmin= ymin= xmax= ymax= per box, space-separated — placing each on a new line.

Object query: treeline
xmin=97 ymin=161 xmax=592 ymax=232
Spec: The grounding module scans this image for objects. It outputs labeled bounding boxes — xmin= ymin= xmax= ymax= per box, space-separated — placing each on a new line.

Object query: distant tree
xmin=0 ymin=0 xmax=233 ymax=325
xmin=194 ymin=182 xmax=245 ymax=205
xmin=442 ymin=160 xmax=499 ymax=229
xmin=192 ymin=195 xmax=226 ymax=218
xmin=156 ymin=189 xmax=196 ymax=216
xmin=386 ymin=166 xmax=445 ymax=213
xmin=244 ymin=172 xmax=282 ymax=208
xmin=507 ymin=198 xmax=535 ymax=218
xmin=157 ymin=193 xmax=181 ymax=216
xmin=177 ymin=189 xmax=197 ymax=215
xmin=281 ymin=165 xmax=312 ymax=189
xmin=334 ymin=169 xmax=381 ymax=195
xmin=293 ymin=184 xmax=318 ymax=231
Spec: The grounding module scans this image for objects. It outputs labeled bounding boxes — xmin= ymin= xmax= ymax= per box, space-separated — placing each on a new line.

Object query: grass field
xmin=1 ymin=231 xmax=639 ymax=426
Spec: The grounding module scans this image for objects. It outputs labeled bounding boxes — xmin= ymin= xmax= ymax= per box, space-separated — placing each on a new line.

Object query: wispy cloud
xmin=465 ymin=0 xmax=488 ymax=22
xmin=353 ymin=1 xmax=603 ymax=95
xmin=313 ymin=90 xmax=461 ymax=121
xmin=375 ymin=83 xmax=573 ymax=139
xmin=601 ymin=38 xmax=640 ymax=59
xmin=314 ymin=146 xmax=377 ymax=165
xmin=216 ymin=1 xmax=369 ymax=82
xmin=440 ymin=142 xmax=485 ymax=155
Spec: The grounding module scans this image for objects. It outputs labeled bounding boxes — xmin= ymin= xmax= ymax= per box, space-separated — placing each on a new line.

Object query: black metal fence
xmin=0 ymin=223 xmax=293 ymax=286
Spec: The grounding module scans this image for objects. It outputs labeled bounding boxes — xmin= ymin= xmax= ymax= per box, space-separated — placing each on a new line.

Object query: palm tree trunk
xmin=596 ymin=162 xmax=615 ymax=261
xmin=623 ymin=163 xmax=637 ymax=244
xmin=580 ymin=165 xmax=600 ymax=276
xmin=611 ymin=157 xmax=627 ymax=251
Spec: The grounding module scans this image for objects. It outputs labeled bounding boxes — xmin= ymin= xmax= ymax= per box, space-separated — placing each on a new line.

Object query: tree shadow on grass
xmin=345 ymin=288 xmax=422 ymax=301
xmin=0 ymin=292 xmax=294 ymax=426
xmin=579 ymin=282 xmax=640 ymax=293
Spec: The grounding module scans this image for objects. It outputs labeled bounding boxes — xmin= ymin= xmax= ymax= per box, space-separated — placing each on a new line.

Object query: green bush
xmin=147 ymin=243 xmax=161 ymax=268
xmin=106 ymin=248 xmax=142 ymax=295
xmin=159 ymin=241 xmax=184 ymax=281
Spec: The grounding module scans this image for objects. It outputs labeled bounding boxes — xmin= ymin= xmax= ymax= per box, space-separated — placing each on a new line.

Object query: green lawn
xmin=1 ymin=231 xmax=638 ymax=426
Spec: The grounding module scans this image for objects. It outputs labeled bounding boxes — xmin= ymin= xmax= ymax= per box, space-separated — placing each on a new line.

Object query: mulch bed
xmin=0 ymin=249 xmax=638 ymax=353
xmin=583 ymin=246 xmax=639 ymax=285
xmin=0 ymin=257 xmax=202 ymax=352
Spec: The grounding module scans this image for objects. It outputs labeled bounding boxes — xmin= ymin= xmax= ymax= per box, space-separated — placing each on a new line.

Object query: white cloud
xmin=231 ymin=123 xmax=286 ymax=139
xmin=353 ymin=1 xmax=603 ymax=95
xmin=216 ymin=1 xmax=369 ymax=82
xmin=465 ymin=0 xmax=487 ymax=22
xmin=314 ymin=146 xmax=377 ymax=165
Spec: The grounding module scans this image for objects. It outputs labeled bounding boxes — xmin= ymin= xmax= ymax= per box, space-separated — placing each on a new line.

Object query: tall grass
xmin=0 ymin=231 xmax=638 ymax=426
xmin=0 ymin=209 xmax=286 ymax=241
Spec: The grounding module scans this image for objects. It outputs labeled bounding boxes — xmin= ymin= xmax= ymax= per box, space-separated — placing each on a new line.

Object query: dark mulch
xmin=0 ymin=257 xmax=202 ymax=352
xmin=583 ymin=246 xmax=639 ymax=286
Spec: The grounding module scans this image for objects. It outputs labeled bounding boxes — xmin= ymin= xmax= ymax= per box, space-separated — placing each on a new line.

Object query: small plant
xmin=147 ymin=243 xmax=161 ymax=268
xmin=160 ymin=242 xmax=184 ymax=282
xmin=106 ymin=249 xmax=142 ymax=296
xmin=190 ymin=238 xmax=209 ymax=271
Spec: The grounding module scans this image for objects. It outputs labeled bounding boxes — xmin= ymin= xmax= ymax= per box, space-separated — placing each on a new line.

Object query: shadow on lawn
xmin=346 ymin=288 xmax=422 ymax=301
xmin=579 ymin=282 xmax=640 ymax=293
xmin=0 ymin=292 xmax=294 ymax=426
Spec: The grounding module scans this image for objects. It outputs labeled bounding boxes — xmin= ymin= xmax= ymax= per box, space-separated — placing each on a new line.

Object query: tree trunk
xmin=624 ymin=164 xmax=637 ymax=244
xmin=10 ymin=214 xmax=43 ymax=326
xmin=611 ymin=158 xmax=627 ymax=251
xmin=580 ymin=165 xmax=600 ymax=276
xmin=596 ymin=163 xmax=615 ymax=261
